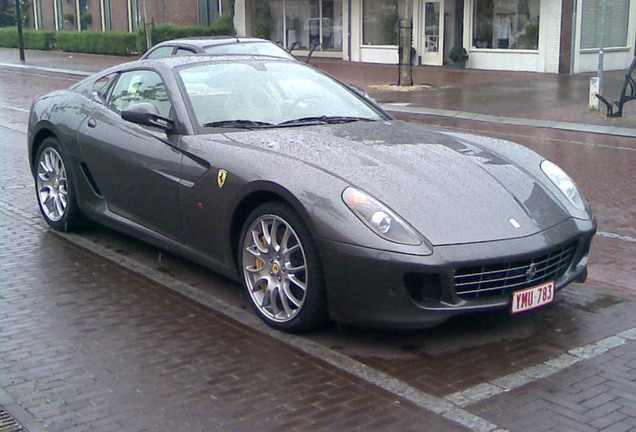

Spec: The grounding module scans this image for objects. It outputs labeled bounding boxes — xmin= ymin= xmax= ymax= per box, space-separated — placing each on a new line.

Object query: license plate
xmin=511 ymin=281 xmax=554 ymax=314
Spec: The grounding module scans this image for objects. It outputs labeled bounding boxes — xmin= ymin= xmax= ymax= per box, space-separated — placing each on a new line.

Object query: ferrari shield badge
xmin=217 ymin=169 xmax=228 ymax=188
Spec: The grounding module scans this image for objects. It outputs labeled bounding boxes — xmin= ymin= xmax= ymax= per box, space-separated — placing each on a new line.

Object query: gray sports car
xmin=28 ymin=55 xmax=596 ymax=333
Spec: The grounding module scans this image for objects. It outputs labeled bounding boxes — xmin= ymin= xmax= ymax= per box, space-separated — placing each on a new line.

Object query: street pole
xmin=15 ymin=0 xmax=25 ymax=61
xmin=143 ymin=0 xmax=152 ymax=51
xmin=399 ymin=0 xmax=413 ymax=86
xmin=596 ymin=0 xmax=607 ymax=96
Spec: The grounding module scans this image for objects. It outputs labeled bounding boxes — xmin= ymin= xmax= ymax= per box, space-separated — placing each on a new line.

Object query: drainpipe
xmin=596 ymin=0 xmax=607 ymax=96
xmin=569 ymin=0 xmax=576 ymax=75
xmin=347 ymin=0 xmax=351 ymax=61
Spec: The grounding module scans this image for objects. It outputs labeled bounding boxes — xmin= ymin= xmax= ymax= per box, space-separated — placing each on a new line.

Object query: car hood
xmin=221 ymin=120 xmax=569 ymax=246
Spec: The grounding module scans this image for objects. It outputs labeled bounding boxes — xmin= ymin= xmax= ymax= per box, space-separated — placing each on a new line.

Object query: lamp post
xmin=15 ymin=0 xmax=25 ymax=61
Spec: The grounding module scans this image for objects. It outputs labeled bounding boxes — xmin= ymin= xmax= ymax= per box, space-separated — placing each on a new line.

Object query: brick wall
xmin=83 ymin=0 xmax=103 ymax=30
xmin=41 ymin=0 xmax=56 ymax=30
xmin=111 ymin=0 xmax=130 ymax=32
xmin=166 ymin=0 xmax=199 ymax=26
xmin=559 ymin=0 xmax=573 ymax=73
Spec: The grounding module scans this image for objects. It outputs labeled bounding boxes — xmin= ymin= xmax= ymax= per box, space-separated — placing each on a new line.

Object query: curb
xmin=382 ymin=104 xmax=636 ymax=139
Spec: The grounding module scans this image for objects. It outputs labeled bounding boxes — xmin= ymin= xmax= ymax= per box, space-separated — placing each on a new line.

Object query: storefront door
xmin=417 ymin=0 xmax=443 ymax=65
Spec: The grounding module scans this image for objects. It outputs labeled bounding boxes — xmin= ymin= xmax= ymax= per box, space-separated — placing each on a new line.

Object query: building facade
xmin=30 ymin=0 xmax=229 ymax=33
xmin=29 ymin=0 xmax=636 ymax=73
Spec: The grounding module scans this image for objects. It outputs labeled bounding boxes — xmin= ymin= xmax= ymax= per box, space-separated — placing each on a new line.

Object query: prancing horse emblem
xmin=217 ymin=169 xmax=227 ymax=188
xmin=525 ymin=263 xmax=537 ymax=281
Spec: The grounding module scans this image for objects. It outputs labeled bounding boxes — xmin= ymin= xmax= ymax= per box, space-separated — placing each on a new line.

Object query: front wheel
xmin=34 ymin=137 xmax=83 ymax=232
xmin=239 ymin=202 xmax=327 ymax=333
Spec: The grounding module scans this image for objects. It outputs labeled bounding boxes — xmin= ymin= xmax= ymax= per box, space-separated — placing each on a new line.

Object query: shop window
xmin=34 ymin=0 xmax=43 ymax=29
xmin=472 ymin=0 xmax=540 ymax=50
xmin=103 ymin=0 xmax=113 ymax=31
xmin=130 ymin=0 xmax=141 ymax=30
xmin=581 ymin=0 xmax=629 ymax=49
xmin=363 ymin=0 xmax=398 ymax=45
xmin=199 ymin=0 xmax=220 ymax=26
xmin=252 ymin=0 xmax=343 ymax=51
xmin=54 ymin=0 xmax=64 ymax=30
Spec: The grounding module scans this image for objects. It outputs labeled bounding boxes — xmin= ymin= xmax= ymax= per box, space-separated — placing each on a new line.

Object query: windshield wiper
xmin=203 ymin=119 xmax=274 ymax=129
xmin=277 ymin=116 xmax=377 ymax=127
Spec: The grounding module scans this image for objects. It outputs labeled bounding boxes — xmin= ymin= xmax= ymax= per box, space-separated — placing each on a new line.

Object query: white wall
xmin=462 ymin=0 xmax=563 ymax=73
xmin=573 ymin=0 xmax=636 ymax=73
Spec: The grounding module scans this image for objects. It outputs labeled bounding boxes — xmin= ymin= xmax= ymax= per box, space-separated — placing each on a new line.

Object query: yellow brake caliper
xmin=255 ymin=234 xmax=268 ymax=291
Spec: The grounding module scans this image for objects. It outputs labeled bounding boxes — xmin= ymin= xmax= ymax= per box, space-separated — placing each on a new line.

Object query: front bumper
xmin=318 ymin=217 xmax=596 ymax=328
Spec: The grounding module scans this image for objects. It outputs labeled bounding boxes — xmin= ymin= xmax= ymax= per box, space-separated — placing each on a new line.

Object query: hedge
xmin=0 ymin=27 xmax=55 ymax=50
xmin=137 ymin=14 xmax=235 ymax=53
xmin=56 ymin=31 xmax=136 ymax=56
xmin=0 ymin=18 xmax=235 ymax=56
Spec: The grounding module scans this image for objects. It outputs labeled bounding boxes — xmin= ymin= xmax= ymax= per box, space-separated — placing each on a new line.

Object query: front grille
xmin=454 ymin=242 xmax=576 ymax=299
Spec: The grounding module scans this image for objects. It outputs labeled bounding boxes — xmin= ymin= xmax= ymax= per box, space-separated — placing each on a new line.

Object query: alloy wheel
xmin=36 ymin=147 xmax=68 ymax=222
xmin=242 ymin=214 xmax=308 ymax=323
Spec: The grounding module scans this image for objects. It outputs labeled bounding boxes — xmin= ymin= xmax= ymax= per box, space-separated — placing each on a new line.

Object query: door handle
xmin=87 ymin=117 xmax=97 ymax=128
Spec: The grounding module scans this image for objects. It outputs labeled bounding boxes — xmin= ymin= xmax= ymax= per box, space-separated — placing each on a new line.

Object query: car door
xmin=77 ymin=69 xmax=184 ymax=241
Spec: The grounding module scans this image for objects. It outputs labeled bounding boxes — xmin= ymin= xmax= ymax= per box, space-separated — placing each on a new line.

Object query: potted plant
xmin=450 ymin=46 xmax=468 ymax=69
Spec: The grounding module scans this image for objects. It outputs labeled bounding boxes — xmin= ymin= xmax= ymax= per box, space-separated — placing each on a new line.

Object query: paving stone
xmin=0 ymin=134 xmax=468 ymax=432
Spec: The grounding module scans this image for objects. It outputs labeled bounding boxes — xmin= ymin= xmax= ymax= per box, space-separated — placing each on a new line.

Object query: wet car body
xmin=140 ymin=36 xmax=296 ymax=60
xmin=28 ymin=56 xmax=596 ymax=331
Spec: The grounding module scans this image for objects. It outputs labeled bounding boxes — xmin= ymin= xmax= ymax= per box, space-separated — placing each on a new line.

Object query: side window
xmin=145 ymin=46 xmax=174 ymax=59
xmin=93 ymin=73 xmax=118 ymax=100
xmin=175 ymin=48 xmax=196 ymax=56
xmin=108 ymin=70 xmax=173 ymax=118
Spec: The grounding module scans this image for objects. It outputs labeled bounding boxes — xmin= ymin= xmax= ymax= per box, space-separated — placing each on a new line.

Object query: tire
xmin=238 ymin=202 xmax=327 ymax=333
xmin=34 ymin=137 xmax=83 ymax=232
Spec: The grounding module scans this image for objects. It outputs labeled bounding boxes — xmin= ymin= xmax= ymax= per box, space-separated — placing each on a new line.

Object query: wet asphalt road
xmin=1 ymin=66 xmax=636 ymax=432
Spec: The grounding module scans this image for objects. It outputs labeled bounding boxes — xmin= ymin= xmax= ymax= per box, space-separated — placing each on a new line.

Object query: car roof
xmin=153 ymin=37 xmax=281 ymax=49
xmin=138 ymin=54 xmax=296 ymax=70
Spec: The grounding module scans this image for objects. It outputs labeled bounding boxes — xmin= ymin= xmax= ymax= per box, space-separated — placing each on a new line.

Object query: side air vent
xmin=80 ymin=162 xmax=103 ymax=197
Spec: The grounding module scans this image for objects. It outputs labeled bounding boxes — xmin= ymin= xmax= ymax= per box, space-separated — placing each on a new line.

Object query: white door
xmin=417 ymin=0 xmax=444 ymax=65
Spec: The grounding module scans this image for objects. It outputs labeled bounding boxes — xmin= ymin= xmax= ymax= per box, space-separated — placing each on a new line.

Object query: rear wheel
xmin=34 ymin=137 xmax=82 ymax=232
xmin=239 ymin=202 xmax=326 ymax=333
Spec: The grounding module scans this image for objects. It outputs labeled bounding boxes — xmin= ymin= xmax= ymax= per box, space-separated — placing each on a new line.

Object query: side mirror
xmin=121 ymin=102 xmax=174 ymax=132
xmin=92 ymin=91 xmax=103 ymax=104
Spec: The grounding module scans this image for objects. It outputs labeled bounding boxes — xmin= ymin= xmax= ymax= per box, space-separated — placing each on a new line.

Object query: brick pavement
xmin=2 ymin=62 xmax=636 ymax=432
xmin=0 ymin=204 xmax=468 ymax=432
xmin=469 ymin=334 xmax=636 ymax=432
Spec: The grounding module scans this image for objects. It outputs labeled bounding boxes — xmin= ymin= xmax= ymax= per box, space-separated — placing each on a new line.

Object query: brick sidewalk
xmin=0 ymin=203 xmax=468 ymax=432
xmin=470 ymin=337 xmax=636 ymax=432
xmin=2 ymin=63 xmax=636 ymax=432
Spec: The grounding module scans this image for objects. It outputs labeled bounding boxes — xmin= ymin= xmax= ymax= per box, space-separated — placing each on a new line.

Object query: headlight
xmin=541 ymin=160 xmax=586 ymax=211
xmin=342 ymin=187 xmax=422 ymax=245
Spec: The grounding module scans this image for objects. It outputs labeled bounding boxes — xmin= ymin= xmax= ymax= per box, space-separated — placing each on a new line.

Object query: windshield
xmin=204 ymin=42 xmax=295 ymax=60
xmin=177 ymin=60 xmax=383 ymax=130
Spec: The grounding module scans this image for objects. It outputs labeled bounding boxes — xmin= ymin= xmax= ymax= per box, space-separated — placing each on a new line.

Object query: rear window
xmin=145 ymin=46 xmax=174 ymax=59
xmin=204 ymin=42 xmax=295 ymax=60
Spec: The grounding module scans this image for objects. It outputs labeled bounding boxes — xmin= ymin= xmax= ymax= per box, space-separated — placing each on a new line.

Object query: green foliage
xmin=56 ymin=31 xmax=136 ymax=56
xmin=253 ymin=10 xmax=273 ymax=39
xmin=80 ymin=13 xmax=92 ymax=30
xmin=0 ymin=27 xmax=55 ymax=49
xmin=137 ymin=17 xmax=235 ymax=53
xmin=63 ymin=13 xmax=74 ymax=25
xmin=449 ymin=46 xmax=468 ymax=62
xmin=0 ymin=0 xmax=31 ymax=27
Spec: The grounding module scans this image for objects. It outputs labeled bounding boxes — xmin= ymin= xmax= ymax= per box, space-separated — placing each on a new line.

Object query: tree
xmin=0 ymin=0 xmax=31 ymax=27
